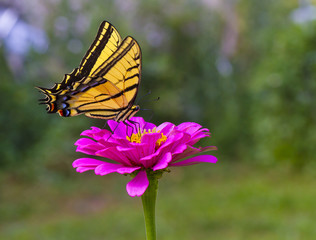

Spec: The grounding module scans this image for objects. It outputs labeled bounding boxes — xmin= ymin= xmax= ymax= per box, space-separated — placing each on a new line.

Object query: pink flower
xmin=73 ymin=117 xmax=217 ymax=197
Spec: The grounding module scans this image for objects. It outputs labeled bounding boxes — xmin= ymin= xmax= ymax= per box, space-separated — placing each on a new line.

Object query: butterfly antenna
xmin=146 ymin=97 xmax=160 ymax=102
xmin=136 ymin=90 xmax=154 ymax=105
xmin=138 ymin=95 xmax=160 ymax=105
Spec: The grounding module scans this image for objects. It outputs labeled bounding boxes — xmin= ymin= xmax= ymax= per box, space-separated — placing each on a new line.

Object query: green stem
xmin=141 ymin=172 xmax=158 ymax=240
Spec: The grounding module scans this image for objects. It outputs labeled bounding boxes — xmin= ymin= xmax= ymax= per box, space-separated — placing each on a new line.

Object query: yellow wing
xmin=37 ymin=21 xmax=141 ymax=122
xmin=78 ymin=21 xmax=123 ymax=78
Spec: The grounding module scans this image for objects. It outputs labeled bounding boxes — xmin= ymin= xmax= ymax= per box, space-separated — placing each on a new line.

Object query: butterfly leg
xmin=105 ymin=121 xmax=119 ymax=142
xmin=123 ymin=120 xmax=135 ymax=137
xmin=126 ymin=119 xmax=141 ymax=136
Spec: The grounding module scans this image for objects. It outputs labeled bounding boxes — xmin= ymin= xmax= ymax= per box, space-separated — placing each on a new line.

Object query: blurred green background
xmin=1 ymin=0 xmax=316 ymax=239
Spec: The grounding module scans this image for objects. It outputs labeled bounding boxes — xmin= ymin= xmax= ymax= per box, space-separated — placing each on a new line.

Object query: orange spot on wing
xmin=58 ymin=109 xmax=64 ymax=116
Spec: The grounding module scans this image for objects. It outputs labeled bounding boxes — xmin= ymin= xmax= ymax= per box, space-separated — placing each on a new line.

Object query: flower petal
xmin=188 ymin=129 xmax=211 ymax=145
xmin=95 ymin=163 xmax=141 ymax=175
xmin=130 ymin=116 xmax=157 ymax=131
xmin=75 ymin=138 xmax=106 ymax=155
xmin=172 ymin=145 xmax=217 ymax=162
xmin=81 ymin=127 xmax=111 ymax=141
xmin=108 ymin=120 xmax=135 ymax=138
xmin=116 ymin=145 xmax=143 ymax=164
xmin=141 ymin=133 xmax=162 ymax=156
xmin=200 ymin=146 xmax=218 ymax=152
xmin=177 ymin=122 xmax=203 ymax=134
xmin=170 ymin=155 xmax=217 ymax=167
xmin=74 ymin=138 xmax=96 ymax=147
xmin=153 ymin=152 xmax=172 ymax=171
xmin=107 ymin=120 xmax=120 ymax=133
xmin=157 ymin=122 xmax=175 ymax=136
xmin=126 ymin=170 xmax=149 ymax=197
xmin=172 ymin=145 xmax=201 ymax=162
xmin=139 ymin=133 xmax=188 ymax=168
xmin=155 ymin=132 xmax=189 ymax=157
xmin=96 ymin=147 xmax=132 ymax=165
xmin=72 ymin=158 xmax=105 ymax=171
xmin=75 ymin=167 xmax=96 ymax=173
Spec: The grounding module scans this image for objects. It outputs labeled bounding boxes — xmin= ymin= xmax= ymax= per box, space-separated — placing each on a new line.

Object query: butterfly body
xmin=38 ymin=21 xmax=141 ymax=122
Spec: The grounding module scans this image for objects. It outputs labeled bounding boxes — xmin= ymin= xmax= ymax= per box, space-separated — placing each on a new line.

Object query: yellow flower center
xmin=156 ymin=134 xmax=167 ymax=147
xmin=126 ymin=128 xmax=167 ymax=147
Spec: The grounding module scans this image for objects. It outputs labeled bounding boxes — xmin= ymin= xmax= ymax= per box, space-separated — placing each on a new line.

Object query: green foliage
xmin=0 ymin=51 xmax=88 ymax=177
xmin=1 ymin=1 xmax=316 ymax=238
xmin=1 ymin=0 xmax=315 ymax=175
xmin=1 ymin=163 xmax=316 ymax=239
xmin=249 ymin=22 xmax=316 ymax=168
xmin=0 ymin=55 xmax=45 ymax=169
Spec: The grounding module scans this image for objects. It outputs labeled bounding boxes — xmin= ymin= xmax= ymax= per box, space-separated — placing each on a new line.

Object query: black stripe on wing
xmin=47 ymin=21 xmax=120 ymax=94
xmin=77 ymin=21 xmax=115 ymax=78
xmin=74 ymin=82 xmax=139 ymax=110
xmin=77 ymin=107 xmax=127 ymax=114
xmin=69 ymin=37 xmax=139 ymax=95
xmin=92 ymin=37 xmax=136 ymax=78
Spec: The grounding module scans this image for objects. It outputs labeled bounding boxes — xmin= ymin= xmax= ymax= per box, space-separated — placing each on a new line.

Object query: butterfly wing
xmin=38 ymin=21 xmax=122 ymax=97
xmin=77 ymin=21 xmax=123 ymax=78
xmin=66 ymin=36 xmax=142 ymax=120
xmin=37 ymin=21 xmax=141 ymax=121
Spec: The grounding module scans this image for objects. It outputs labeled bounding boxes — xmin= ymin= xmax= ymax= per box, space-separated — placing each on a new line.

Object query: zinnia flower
xmin=73 ymin=117 xmax=217 ymax=197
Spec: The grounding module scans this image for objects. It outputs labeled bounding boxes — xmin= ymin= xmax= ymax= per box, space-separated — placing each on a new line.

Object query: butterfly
xmin=37 ymin=21 xmax=141 ymax=122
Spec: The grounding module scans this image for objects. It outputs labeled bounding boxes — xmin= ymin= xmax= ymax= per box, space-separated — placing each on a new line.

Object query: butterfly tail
xmin=36 ymin=86 xmax=60 ymax=114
